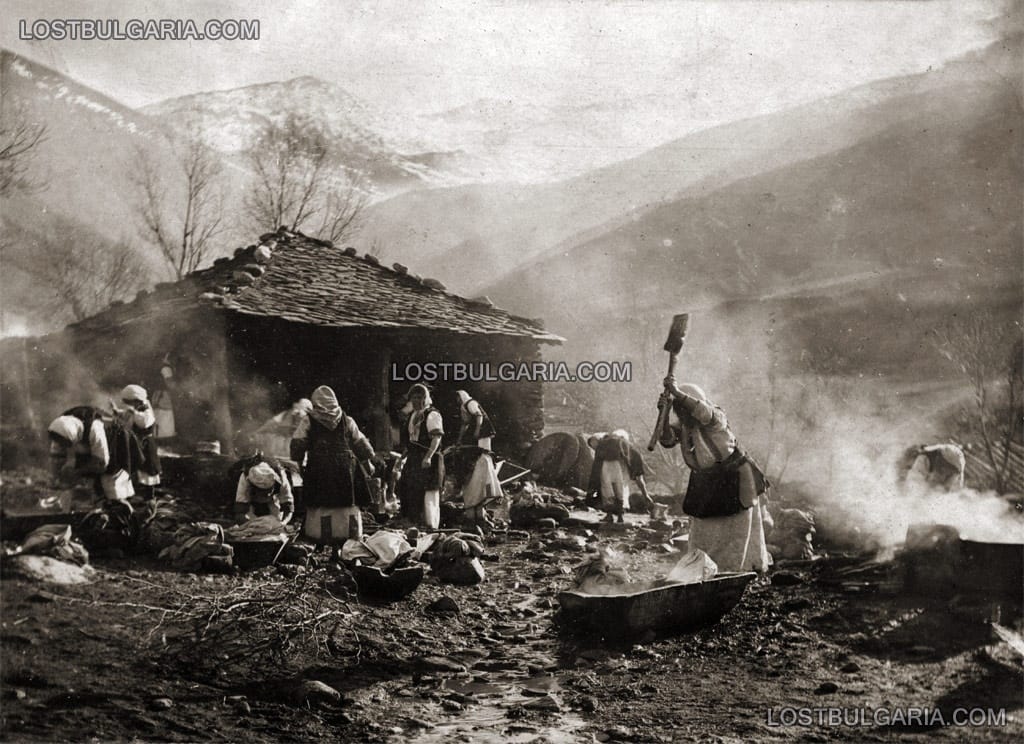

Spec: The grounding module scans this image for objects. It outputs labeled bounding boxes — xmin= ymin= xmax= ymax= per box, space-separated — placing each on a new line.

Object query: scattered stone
xmin=782 ymin=597 xmax=813 ymax=611
xmin=523 ymin=694 xmax=561 ymax=712
xmin=279 ymin=544 xmax=313 ymax=566
xmin=425 ymin=596 xmax=460 ymax=615
xmin=814 ymin=682 xmax=839 ymax=695
xmin=536 ymin=518 xmax=558 ymax=530
xmin=579 ymin=695 xmax=598 ymax=712
xmin=840 ymin=662 xmax=861 ymax=673
xmin=291 ymin=680 xmax=342 ymax=708
xmin=149 ymin=697 xmax=174 ymax=710
xmin=416 ymin=656 xmax=468 ymax=674
xmin=441 ymin=699 xmax=464 ymax=712
xmin=771 ymin=571 xmax=802 ymax=586
xmin=406 ymin=717 xmax=435 ymax=729
xmin=9 ymin=689 xmax=27 ymax=701
xmin=276 ymin=564 xmax=305 ymax=579
xmin=607 ymin=725 xmax=636 ymax=741
xmin=522 ymin=676 xmax=559 ymax=696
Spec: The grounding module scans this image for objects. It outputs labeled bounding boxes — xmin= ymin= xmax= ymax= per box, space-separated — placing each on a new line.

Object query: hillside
xmin=361 ymin=34 xmax=1022 ymax=295
xmin=482 ymin=55 xmax=1021 ymax=399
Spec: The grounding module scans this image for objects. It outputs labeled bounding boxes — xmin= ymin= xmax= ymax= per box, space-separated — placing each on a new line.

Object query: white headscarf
xmin=456 ymin=390 xmax=471 ymax=405
xmin=310 ymin=385 xmax=343 ymax=430
xmin=48 ymin=415 xmax=84 ymax=444
xmin=120 ymin=384 xmax=149 ymax=403
xmin=407 ymin=383 xmax=432 ymax=408
xmin=677 ymin=384 xmax=707 ymax=402
xmin=247 ymin=461 xmax=280 ymax=490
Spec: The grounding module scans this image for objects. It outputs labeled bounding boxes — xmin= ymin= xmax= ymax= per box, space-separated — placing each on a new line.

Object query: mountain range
xmin=1 ymin=30 xmax=1021 ymax=415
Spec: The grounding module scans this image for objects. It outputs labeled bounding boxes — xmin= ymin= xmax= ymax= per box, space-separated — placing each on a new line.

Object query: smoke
xmin=552 ymin=299 xmax=1024 ymax=553
xmin=801 ymin=408 xmax=1024 ymax=551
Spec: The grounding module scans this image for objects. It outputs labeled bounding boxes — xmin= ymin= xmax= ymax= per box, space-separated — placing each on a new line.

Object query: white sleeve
xmin=426 ymin=410 xmax=444 ymax=436
xmin=89 ymin=420 xmax=110 ymax=468
xmin=133 ymin=406 xmax=156 ymax=430
xmin=235 ymin=474 xmax=251 ymax=503
xmin=467 ymin=400 xmax=483 ymax=417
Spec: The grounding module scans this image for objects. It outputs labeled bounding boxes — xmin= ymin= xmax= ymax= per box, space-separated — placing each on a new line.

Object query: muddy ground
xmin=2 ymin=485 xmax=1022 ymax=743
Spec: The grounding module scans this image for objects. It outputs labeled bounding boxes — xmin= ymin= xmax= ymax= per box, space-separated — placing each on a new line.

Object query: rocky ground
xmin=1 ymin=479 xmax=1022 ymax=743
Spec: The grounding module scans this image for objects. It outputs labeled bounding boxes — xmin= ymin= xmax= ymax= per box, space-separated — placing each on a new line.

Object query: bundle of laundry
xmin=429 ymin=532 xmax=486 ymax=584
xmin=158 ymin=522 xmax=233 ymax=571
xmin=18 ymin=524 xmax=89 ymax=566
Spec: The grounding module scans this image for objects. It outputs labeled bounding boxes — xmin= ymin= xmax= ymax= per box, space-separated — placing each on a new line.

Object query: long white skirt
xmin=599 ymin=459 xmax=630 ymax=513
xmin=687 ymin=463 xmax=770 ymax=572
xmin=463 ymin=453 xmax=502 ymax=509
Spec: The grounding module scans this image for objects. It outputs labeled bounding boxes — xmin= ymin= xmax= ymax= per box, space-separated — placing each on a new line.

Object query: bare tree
xmin=11 ymin=226 xmax=147 ymax=323
xmin=935 ymin=312 xmax=1024 ymax=492
xmin=244 ymin=114 xmax=366 ymax=243
xmin=134 ymin=132 xmax=226 ymax=280
xmin=0 ymin=104 xmax=47 ymax=197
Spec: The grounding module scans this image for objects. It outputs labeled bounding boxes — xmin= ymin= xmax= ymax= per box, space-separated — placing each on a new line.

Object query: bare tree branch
xmin=934 ymin=312 xmax=1024 ymax=492
xmin=133 ymin=129 xmax=226 ymax=280
xmin=10 ymin=226 xmax=147 ymax=323
xmin=0 ymin=104 xmax=47 ymax=197
xmin=244 ymin=115 xmax=366 ymax=244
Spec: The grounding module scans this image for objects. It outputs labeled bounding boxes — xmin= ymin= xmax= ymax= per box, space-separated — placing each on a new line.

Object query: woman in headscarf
xmin=658 ymin=378 xmax=770 ymax=572
xmin=456 ymin=390 xmax=495 ymax=450
xmin=397 ymin=383 xmax=445 ymax=528
xmin=253 ymin=398 xmax=312 ymax=461
xmin=233 ymin=459 xmax=294 ymax=524
xmin=292 ymin=386 xmax=376 ymax=544
xmin=117 ymin=385 xmax=161 ymax=499
xmin=586 ymin=429 xmax=654 ymax=523
xmin=47 ymin=406 xmax=137 ymax=500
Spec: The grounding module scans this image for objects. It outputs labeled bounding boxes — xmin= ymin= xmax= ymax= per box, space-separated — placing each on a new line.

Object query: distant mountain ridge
xmin=361 ymin=34 xmax=1022 ymax=297
xmin=141 ymin=76 xmax=465 ymax=195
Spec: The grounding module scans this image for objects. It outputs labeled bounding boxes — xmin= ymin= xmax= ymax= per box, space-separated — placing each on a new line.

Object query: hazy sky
xmin=0 ymin=0 xmax=1012 ymax=117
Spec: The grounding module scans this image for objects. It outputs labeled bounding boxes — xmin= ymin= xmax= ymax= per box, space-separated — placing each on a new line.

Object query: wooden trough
xmin=558 ymin=572 xmax=756 ymax=638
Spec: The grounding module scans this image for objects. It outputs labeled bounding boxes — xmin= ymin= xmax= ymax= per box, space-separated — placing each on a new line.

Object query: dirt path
xmin=2 ymin=516 xmax=1022 ymax=742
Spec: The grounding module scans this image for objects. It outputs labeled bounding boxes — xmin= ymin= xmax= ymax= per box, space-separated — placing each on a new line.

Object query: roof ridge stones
xmin=64 ymin=227 xmax=561 ymax=343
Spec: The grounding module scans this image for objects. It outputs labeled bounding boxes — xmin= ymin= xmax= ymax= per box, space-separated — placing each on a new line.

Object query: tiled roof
xmin=69 ymin=230 xmax=563 ymax=343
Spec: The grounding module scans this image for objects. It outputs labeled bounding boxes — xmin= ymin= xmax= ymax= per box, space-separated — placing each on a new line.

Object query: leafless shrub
xmin=934 ymin=311 xmax=1024 ymax=492
xmin=9 ymin=224 xmax=147 ymax=323
xmin=243 ymin=114 xmax=366 ymax=244
xmin=0 ymin=104 xmax=47 ymax=197
xmin=133 ymin=129 xmax=227 ymax=279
